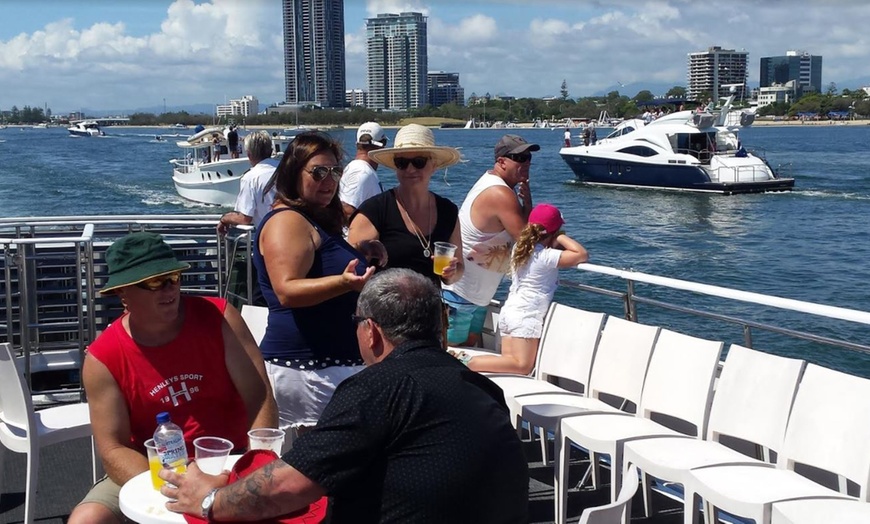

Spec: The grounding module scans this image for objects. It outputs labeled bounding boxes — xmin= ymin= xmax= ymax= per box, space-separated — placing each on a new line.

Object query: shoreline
xmin=58 ymin=118 xmax=870 ymax=131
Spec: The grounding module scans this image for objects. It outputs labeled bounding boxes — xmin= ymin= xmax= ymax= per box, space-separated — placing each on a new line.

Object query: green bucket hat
xmin=100 ymin=232 xmax=190 ymax=294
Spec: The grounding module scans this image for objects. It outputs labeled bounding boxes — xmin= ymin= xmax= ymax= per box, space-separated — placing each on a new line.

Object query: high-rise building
xmin=216 ymin=95 xmax=259 ymax=117
xmin=345 ymin=89 xmax=368 ymax=107
xmin=282 ymin=0 xmax=346 ymax=108
xmin=427 ymin=72 xmax=465 ymax=108
xmin=760 ymin=50 xmax=822 ymax=94
xmin=687 ymin=46 xmax=748 ymax=102
xmin=366 ymin=12 xmax=428 ymax=110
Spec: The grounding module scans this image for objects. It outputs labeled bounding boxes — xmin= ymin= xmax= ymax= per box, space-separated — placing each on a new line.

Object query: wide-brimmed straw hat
xmin=100 ymin=232 xmax=190 ymax=294
xmin=368 ymin=124 xmax=461 ymax=170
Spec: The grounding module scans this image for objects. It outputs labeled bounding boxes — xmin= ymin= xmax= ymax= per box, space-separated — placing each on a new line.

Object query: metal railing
xmin=567 ymin=263 xmax=870 ymax=358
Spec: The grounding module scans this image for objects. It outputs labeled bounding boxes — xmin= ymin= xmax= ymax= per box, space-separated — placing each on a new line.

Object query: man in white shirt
xmin=217 ymin=131 xmax=279 ymax=234
xmin=339 ymin=122 xmax=387 ymax=220
xmin=442 ymin=135 xmax=540 ymax=347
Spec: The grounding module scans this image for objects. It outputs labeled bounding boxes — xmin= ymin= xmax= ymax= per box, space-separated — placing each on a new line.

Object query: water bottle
xmin=153 ymin=412 xmax=188 ymax=474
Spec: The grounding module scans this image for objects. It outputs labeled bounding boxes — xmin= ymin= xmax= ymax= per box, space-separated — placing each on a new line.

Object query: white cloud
xmin=2 ymin=0 xmax=870 ymax=112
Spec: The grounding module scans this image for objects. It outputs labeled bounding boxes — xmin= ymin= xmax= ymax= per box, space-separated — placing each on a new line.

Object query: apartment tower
xmin=282 ymin=0 xmax=346 ymax=108
xmin=687 ymin=46 xmax=748 ymax=102
xmin=366 ymin=12 xmax=428 ymax=110
xmin=760 ymin=50 xmax=822 ymax=94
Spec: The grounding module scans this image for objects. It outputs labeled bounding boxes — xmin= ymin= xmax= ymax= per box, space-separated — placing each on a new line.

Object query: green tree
xmin=826 ymin=82 xmax=837 ymax=96
xmin=633 ymin=90 xmax=655 ymax=103
xmin=666 ymin=86 xmax=687 ymax=98
xmin=560 ymin=79 xmax=569 ymax=100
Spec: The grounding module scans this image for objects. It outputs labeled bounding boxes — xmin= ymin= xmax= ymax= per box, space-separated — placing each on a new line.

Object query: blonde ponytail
xmin=511 ymin=223 xmax=547 ymax=273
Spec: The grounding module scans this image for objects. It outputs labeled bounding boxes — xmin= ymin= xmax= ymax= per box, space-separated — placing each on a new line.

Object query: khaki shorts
xmin=77 ymin=475 xmax=125 ymax=521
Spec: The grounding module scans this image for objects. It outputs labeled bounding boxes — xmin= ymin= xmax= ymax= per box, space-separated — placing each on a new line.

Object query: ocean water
xmin=1 ymin=124 xmax=870 ymax=375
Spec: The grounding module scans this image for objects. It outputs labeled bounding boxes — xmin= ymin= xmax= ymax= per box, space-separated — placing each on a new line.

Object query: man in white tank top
xmin=443 ymin=135 xmax=540 ymax=346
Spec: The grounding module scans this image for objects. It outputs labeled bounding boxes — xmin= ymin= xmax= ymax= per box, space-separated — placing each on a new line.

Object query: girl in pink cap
xmin=459 ymin=203 xmax=588 ymax=374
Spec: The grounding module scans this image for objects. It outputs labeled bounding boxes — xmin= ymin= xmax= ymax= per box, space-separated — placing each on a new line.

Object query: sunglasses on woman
xmin=135 ymin=271 xmax=182 ymax=291
xmin=307 ymin=166 xmax=343 ymax=182
xmin=394 ymin=156 xmax=429 ymax=170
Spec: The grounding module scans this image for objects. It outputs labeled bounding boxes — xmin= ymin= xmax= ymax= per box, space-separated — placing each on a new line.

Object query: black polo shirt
xmin=283 ymin=340 xmax=529 ymax=524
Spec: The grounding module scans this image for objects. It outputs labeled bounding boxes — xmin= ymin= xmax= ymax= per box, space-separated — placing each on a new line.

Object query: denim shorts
xmin=443 ymin=290 xmax=489 ymax=345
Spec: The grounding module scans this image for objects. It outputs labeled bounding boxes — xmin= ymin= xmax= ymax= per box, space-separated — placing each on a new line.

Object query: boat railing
xmin=565 ymin=263 xmax=870 ymax=371
xmin=0 ymin=215 xmax=228 ymax=399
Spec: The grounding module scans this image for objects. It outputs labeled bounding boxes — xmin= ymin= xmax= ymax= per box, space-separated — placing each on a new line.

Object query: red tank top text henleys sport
xmin=87 ymin=296 xmax=249 ymax=455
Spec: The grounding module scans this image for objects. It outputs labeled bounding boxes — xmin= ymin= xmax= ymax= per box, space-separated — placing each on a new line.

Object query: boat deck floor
xmin=1 ymin=436 xmax=689 ymax=524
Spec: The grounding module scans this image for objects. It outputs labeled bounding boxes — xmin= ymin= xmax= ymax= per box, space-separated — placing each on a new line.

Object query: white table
xmin=119 ymin=456 xmax=240 ymax=524
xmin=771 ymin=498 xmax=870 ymax=524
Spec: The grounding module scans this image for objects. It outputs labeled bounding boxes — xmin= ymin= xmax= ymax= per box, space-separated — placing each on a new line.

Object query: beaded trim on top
xmin=269 ymin=357 xmax=364 ymax=370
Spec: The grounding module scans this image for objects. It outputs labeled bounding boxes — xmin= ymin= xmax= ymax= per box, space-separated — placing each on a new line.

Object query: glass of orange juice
xmin=433 ymin=242 xmax=457 ymax=275
xmin=145 ymin=439 xmax=163 ymax=490
xmin=146 ymin=438 xmax=187 ymax=490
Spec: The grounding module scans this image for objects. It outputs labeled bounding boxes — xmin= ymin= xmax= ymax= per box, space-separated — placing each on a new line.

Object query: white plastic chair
xmin=556 ymin=329 xmax=723 ymax=523
xmin=622 ymin=344 xmax=806 ymax=522
xmin=240 ymin=304 xmax=269 ymax=345
xmin=577 ymin=464 xmax=641 ymax=524
xmin=686 ymin=363 xmax=870 ymax=524
xmin=490 ymin=303 xmax=606 ymax=415
xmin=516 ymin=316 xmax=660 ymax=519
xmin=0 ymin=342 xmax=95 ymax=524
xmin=771 ymin=498 xmax=870 ymax=524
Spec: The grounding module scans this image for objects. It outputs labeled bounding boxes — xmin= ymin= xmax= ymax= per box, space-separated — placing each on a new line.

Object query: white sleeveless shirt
xmin=443 ymin=172 xmax=515 ymax=306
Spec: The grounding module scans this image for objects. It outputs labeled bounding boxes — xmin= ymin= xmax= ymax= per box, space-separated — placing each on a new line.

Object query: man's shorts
xmin=77 ymin=475 xmax=124 ymax=521
xmin=443 ymin=289 xmax=488 ymax=345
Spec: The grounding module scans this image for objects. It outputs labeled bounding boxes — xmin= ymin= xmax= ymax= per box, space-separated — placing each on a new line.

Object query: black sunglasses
xmin=394 ymin=156 xmax=429 ymax=170
xmin=307 ymin=166 xmax=343 ymax=182
xmin=135 ymin=272 xmax=182 ymax=291
xmin=505 ymin=153 xmax=532 ymax=164
xmin=351 ymin=314 xmax=370 ymax=325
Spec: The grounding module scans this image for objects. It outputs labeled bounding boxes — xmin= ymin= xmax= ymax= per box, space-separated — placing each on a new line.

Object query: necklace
xmin=396 ymin=190 xmax=432 ymax=258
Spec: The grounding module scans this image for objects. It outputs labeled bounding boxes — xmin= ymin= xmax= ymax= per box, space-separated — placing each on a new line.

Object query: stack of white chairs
xmin=685 ymin=362 xmax=870 ymax=524
xmin=0 ymin=342 xmax=96 ymax=524
xmin=621 ymin=344 xmax=806 ymax=523
xmin=555 ymin=329 xmax=724 ymax=523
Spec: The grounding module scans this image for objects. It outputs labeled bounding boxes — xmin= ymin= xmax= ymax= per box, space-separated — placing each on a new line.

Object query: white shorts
xmin=265 ymin=361 xmax=364 ymax=429
xmin=498 ymin=307 xmax=545 ymax=339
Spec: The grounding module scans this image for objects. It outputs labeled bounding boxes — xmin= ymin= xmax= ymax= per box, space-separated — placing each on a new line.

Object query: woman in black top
xmin=348 ymin=124 xmax=464 ymax=287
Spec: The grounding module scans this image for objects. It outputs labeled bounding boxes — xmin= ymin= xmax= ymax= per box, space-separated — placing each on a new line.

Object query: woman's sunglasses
xmin=307 ymin=166 xmax=343 ymax=182
xmin=394 ymin=156 xmax=429 ymax=170
xmin=135 ymin=272 xmax=182 ymax=291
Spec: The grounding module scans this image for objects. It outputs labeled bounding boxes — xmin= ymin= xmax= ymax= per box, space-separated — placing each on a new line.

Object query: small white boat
xmin=170 ymin=127 xmax=292 ymax=206
xmin=68 ymin=121 xmax=103 ymax=137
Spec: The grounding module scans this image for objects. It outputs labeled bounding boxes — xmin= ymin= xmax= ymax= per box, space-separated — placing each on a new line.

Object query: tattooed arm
xmin=161 ymin=458 xmax=325 ymax=521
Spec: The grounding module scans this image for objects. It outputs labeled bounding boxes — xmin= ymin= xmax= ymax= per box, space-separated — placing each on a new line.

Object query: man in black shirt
xmin=163 ymin=268 xmax=529 ymax=523
xmin=227 ymin=125 xmax=240 ymax=159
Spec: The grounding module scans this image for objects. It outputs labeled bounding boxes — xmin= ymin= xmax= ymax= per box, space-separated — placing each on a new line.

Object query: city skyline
xmin=2 ymin=1 xmax=870 ymax=112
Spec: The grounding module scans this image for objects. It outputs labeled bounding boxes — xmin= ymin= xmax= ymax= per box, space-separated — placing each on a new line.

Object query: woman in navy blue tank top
xmin=253 ymin=131 xmax=385 ymax=431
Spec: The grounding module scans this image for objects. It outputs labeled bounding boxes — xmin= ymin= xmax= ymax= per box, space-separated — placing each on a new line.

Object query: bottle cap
xmin=156 ymin=411 xmax=170 ymax=424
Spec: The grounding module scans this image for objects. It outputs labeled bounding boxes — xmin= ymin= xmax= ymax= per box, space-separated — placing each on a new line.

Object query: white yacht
xmin=170 ymin=126 xmax=292 ymax=206
xmin=560 ymin=88 xmax=793 ymax=194
xmin=67 ymin=121 xmax=103 ymax=137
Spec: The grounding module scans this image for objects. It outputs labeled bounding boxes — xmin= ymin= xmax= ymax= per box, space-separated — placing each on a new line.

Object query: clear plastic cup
xmin=248 ymin=428 xmax=285 ymax=455
xmin=433 ymin=241 xmax=457 ymax=275
xmin=193 ymin=437 xmax=233 ymax=475
xmin=144 ymin=438 xmax=163 ymax=490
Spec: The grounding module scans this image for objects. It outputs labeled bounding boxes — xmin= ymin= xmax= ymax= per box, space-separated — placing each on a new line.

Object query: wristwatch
xmin=200 ymin=488 xmax=220 ymax=519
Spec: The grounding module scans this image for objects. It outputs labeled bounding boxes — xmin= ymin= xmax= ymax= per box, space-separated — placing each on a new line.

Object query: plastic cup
xmin=248 ymin=428 xmax=285 ymax=455
xmin=194 ymin=437 xmax=234 ymax=475
xmin=144 ymin=439 xmax=163 ymax=490
xmin=433 ymin=242 xmax=457 ymax=275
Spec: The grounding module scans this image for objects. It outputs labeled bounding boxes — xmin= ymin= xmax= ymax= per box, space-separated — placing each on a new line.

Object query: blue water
xmin=2 ymin=124 xmax=870 ymax=375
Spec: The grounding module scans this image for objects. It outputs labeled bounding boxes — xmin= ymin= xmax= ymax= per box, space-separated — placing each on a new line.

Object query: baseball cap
xmin=494 ymin=134 xmax=540 ymax=161
xmin=356 ymin=122 xmax=387 ymax=148
xmin=528 ymin=204 xmax=565 ymax=235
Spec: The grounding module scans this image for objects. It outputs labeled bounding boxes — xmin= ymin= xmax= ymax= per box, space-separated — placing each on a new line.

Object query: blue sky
xmin=1 ymin=0 xmax=869 ymax=113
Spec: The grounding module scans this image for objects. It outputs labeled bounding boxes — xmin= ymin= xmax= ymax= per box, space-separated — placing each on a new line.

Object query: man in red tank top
xmin=69 ymin=232 xmax=278 ymax=524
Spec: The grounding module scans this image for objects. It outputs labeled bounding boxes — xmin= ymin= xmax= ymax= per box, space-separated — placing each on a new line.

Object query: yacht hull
xmin=172 ymin=158 xmax=251 ymax=206
xmin=561 ymin=152 xmax=795 ymax=195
